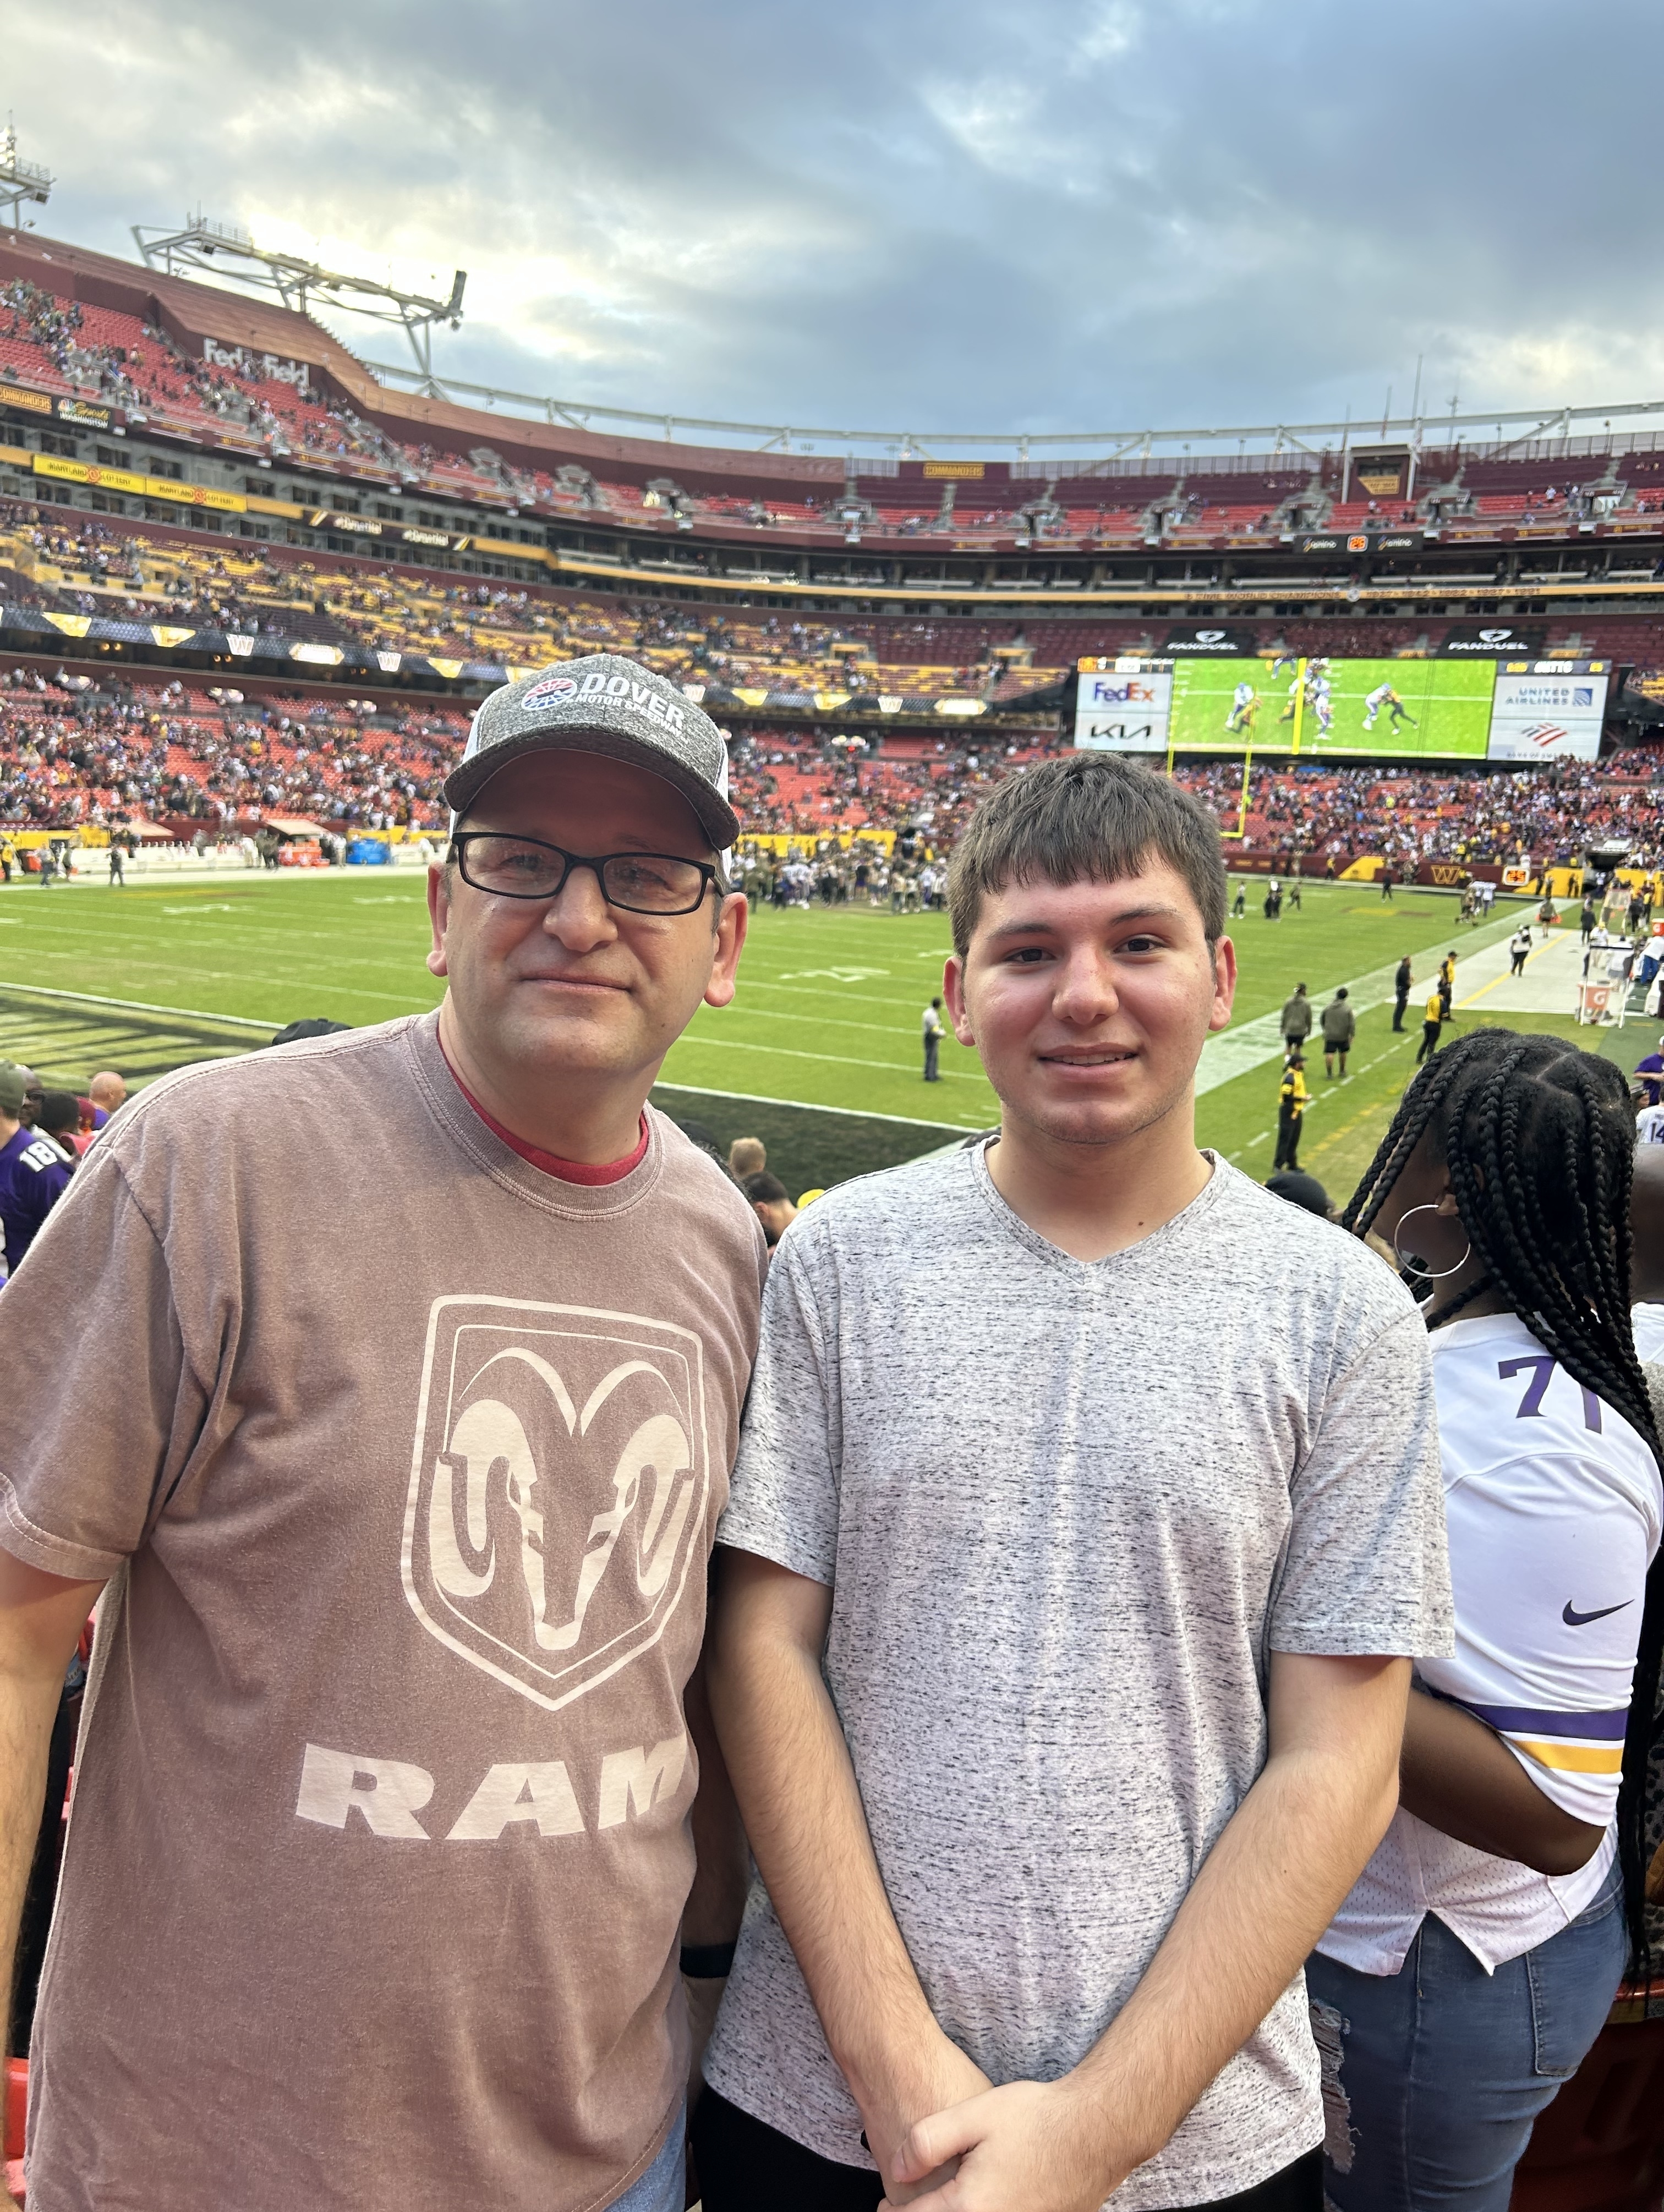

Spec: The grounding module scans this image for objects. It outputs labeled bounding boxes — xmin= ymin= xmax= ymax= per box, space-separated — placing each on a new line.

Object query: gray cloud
xmin=6 ymin=0 xmax=1658 ymax=443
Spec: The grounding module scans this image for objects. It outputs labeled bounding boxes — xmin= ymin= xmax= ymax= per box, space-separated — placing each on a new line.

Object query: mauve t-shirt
xmin=0 ymin=1012 xmax=765 ymax=2212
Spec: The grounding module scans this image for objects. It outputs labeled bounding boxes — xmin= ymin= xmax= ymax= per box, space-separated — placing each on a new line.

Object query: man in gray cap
xmin=0 ymin=656 xmax=764 ymax=2212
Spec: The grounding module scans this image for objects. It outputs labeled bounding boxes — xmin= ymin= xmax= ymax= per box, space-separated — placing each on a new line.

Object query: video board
xmin=1168 ymin=656 xmax=1497 ymax=760
xmin=1075 ymin=655 xmax=1612 ymax=762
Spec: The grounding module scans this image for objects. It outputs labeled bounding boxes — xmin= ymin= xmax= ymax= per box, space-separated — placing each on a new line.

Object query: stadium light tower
xmin=129 ymin=214 xmax=466 ymax=391
xmin=0 ymin=125 xmax=52 ymax=234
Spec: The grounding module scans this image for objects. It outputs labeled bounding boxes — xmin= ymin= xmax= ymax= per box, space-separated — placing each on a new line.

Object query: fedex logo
xmin=1086 ymin=678 xmax=1156 ymax=706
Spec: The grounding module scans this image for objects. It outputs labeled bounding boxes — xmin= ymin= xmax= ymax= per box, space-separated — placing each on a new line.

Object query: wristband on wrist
xmin=680 ymin=1940 xmax=737 ymax=1978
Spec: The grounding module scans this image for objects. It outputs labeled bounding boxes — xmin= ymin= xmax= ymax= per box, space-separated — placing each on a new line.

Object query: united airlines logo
xmin=402 ymin=1298 xmax=709 ymax=1709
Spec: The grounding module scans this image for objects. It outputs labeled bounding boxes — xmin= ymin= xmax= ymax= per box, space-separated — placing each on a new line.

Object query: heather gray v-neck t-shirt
xmin=705 ymin=1144 xmax=1453 ymax=2208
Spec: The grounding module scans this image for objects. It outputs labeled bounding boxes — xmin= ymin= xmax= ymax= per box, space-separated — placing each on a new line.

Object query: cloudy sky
xmin=6 ymin=0 xmax=1657 ymax=450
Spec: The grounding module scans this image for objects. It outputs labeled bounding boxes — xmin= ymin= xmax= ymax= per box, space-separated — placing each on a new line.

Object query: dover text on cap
xmin=444 ymin=654 xmax=738 ymax=851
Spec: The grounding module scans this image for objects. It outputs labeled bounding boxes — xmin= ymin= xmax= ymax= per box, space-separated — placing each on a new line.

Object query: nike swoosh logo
xmin=1562 ymin=1600 xmax=1633 ymax=1627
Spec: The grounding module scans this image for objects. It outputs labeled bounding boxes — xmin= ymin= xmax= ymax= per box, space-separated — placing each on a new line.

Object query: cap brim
xmin=443 ymin=724 xmax=739 ymax=850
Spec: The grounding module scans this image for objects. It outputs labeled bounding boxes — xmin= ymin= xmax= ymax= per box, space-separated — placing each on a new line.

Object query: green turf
xmin=0 ymin=871 xmax=1631 ymax=1207
xmin=1170 ymin=655 xmax=1496 ymax=760
xmin=1200 ymin=1006 xmax=1628 ymax=1204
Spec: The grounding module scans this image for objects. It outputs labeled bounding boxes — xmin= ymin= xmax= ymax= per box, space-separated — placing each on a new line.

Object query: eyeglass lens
xmin=459 ymin=835 xmax=708 ymax=913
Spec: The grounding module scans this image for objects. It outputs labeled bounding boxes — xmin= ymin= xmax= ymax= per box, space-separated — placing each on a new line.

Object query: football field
xmin=1169 ymin=655 xmax=1496 ymax=759
xmin=0 ymin=869 xmax=1632 ymax=1206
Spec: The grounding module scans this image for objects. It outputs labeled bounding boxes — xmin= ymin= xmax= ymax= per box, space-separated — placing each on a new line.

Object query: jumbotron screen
xmin=1167 ymin=656 xmax=1496 ymax=760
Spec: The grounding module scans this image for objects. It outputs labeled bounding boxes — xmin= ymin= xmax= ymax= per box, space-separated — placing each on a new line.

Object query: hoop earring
xmin=1392 ymin=1201 xmax=1471 ymax=1289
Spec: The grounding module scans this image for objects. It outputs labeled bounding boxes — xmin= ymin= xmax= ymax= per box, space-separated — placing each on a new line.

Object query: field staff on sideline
xmin=697 ymin=755 xmax=1452 ymax=2212
xmin=0 ymin=655 xmax=764 ymax=2212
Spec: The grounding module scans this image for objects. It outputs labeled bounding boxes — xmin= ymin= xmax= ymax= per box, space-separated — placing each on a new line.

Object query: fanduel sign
xmin=1440 ymin=623 xmax=1545 ymax=657
xmin=1164 ymin=625 xmax=1256 ymax=655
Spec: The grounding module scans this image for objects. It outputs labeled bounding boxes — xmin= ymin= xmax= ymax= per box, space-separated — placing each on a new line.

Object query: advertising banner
xmin=56 ymin=397 xmax=112 ymax=429
xmin=1294 ymin=529 xmax=1424 ymax=556
xmin=1439 ymin=622 xmax=1544 ymax=657
xmin=1164 ymin=624 xmax=1257 ymax=655
xmin=1486 ymin=668 xmax=1610 ymax=762
xmin=307 ymin=508 xmax=469 ymax=552
xmin=34 ymin=453 xmax=145 ymax=497
xmin=31 ymin=452 xmax=244 ymax=512
xmin=0 ymin=381 xmax=52 ymax=416
xmin=1074 ymin=662 xmax=1172 ymax=753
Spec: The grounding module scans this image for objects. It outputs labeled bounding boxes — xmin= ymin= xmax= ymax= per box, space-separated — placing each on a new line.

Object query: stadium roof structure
xmin=7 ymin=226 xmax=1664 ymax=487
xmin=0 ymin=128 xmax=52 ymax=236
xmin=132 ymin=216 xmax=465 ymax=390
xmin=359 ymin=359 xmax=1664 ymax=470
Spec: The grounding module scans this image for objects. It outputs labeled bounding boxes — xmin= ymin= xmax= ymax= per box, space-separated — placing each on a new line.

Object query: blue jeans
xmin=610 ymin=2104 xmax=685 ymax=2212
xmin=1305 ymin=1865 xmax=1626 ymax=2212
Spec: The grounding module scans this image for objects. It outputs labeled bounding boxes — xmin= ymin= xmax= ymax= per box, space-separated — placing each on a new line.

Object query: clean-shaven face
xmin=428 ymin=748 xmax=746 ymax=1087
xmin=946 ymin=859 xmax=1235 ymax=1148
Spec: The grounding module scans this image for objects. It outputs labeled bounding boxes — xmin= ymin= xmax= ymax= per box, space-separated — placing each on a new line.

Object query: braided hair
xmin=1344 ymin=1027 xmax=1664 ymax=1963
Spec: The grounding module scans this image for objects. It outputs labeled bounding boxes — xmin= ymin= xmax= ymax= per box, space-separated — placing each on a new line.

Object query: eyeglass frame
xmin=447 ymin=831 xmax=722 ymax=916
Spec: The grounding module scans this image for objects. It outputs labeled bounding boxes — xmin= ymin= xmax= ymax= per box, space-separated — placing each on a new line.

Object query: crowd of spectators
xmin=726 ymin=729 xmax=1664 ymax=871
xmin=2 ymin=654 xmax=1661 ymax=861
xmin=1 ymin=497 xmax=1662 ymax=854
xmin=1168 ymin=754 xmax=1664 ymax=872
xmin=0 ymin=666 xmax=461 ymax=831
xmin=0 ymin=506 xmax=1064 ymax=702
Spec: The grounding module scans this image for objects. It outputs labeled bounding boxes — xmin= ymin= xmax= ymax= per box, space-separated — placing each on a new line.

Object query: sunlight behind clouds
xmin=1 ymin=0 xmax=1657 ymax=437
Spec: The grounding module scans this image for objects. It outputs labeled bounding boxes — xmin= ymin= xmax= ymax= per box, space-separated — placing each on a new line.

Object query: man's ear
xmin=426 ymin=863 xmax=451 ymax=978
xmin=944 ymin=952 xmax=976 ymax=1046
xmin=704 ymin=892 xmax=749 ymax=1009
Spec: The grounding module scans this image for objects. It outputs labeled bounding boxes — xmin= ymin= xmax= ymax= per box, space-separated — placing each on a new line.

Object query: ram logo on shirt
xmin=402 ymin=1297 xmax=710 ymax=1709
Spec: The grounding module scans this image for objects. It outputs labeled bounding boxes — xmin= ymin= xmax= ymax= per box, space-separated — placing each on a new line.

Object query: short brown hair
xmin=946 ymin=754 xmax=1227 ymax=956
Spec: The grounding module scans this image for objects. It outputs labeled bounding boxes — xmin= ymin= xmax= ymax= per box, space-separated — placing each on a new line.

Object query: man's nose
xmin=542 ymin=864 xmax=617 ymax=949
xmin=1053 ymin=950 xmax=1119 ymax=1022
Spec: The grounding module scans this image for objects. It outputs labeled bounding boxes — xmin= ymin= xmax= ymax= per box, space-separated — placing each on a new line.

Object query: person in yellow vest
xmin=1273 ymin=1050 xmax=1307 ymax=1170
xmin=1416 ymin=982 xmax=1444 ymax=1066
xmin=1438 ymin=951 xmax=1457 ymax=1023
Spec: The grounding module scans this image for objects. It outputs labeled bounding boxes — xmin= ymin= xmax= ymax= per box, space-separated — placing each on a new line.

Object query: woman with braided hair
xmin=1308 ymin=1027 xmax=1663 ymax=2212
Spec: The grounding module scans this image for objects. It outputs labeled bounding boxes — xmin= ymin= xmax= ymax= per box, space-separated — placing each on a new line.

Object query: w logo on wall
xmin=402 ymin=1298 xmax=709 ymax=1709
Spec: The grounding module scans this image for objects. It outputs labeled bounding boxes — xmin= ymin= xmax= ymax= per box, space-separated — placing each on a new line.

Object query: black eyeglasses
xmin=451 ymin=833 xmax=719 ymax=915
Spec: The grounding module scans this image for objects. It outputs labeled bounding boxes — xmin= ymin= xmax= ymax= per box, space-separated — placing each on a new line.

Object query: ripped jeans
xmin=1305 ymin=1864 xmax=1625 ymax=2212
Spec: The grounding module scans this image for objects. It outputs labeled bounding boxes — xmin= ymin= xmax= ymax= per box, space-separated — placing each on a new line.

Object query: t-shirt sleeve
xmin=0 ymin=1151 xmax=204 ymax=1582
xmin=1270 ymin=1304 xmax=1454 ymax=1658
xmin=715 ymin=1227 xmax=842 ymax=1586
xmin=1441 ymin=1452 xmax=1658 ymax=1827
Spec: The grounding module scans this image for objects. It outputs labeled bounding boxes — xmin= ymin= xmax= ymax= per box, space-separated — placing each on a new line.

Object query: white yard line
xmin=1196 ymin=908 xmax=1520 ymax=1097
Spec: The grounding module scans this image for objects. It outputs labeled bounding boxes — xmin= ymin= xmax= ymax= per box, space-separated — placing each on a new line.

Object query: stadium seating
xmin=0 ymin=667 xmax=465 ymax=831
xmin=0 ymin=503 xmax=1078 ymax=705
xmin=7 ymin=645 xmax=1657 ymax=860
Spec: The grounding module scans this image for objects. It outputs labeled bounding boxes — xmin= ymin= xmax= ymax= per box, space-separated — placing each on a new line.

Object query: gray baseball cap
xmin=444 ymin=654 xmax=738 ymax=849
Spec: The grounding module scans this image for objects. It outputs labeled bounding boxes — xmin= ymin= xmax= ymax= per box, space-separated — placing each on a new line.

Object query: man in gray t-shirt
xmin=697 ymin=756 xmax=1452 ymax=2212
